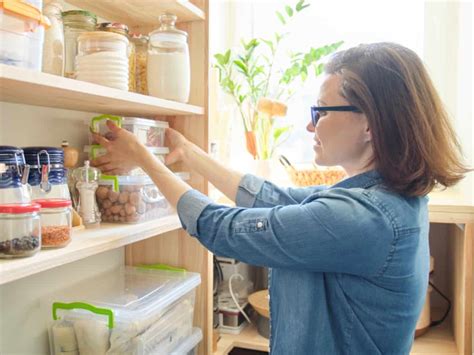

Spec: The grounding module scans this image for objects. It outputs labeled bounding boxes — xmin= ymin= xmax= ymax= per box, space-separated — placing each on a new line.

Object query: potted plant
xmin=214 ymin=0 xmax=343 ymax=160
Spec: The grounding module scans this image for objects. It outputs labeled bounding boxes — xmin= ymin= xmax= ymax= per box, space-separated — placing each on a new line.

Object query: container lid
xmin=0 ymin=203 xmax=40 ymax=214
xmin=84 ymin=145 xmax=169 ymax=156
xmin=33 ymin=198 xmax=71 ymax=208
xmin=122 ymin=117 xmax=169 ymax=128
xmin=23 ymin=147 xmax=64 ymax=165
xmin=97 ymin=22 xmax=129 ymax=37
xmin=77 ymin=31 xmax=129 ymax=45
xmin=0 ymin=146 xmax=25 ymax=165
xmin=0 ymin=0 xmax=51 ymax=28
xmin=170 ymin=328 xmax=203 ymax=354
xmin=52 ymin=266 xmax=201 ymax=324
xmin=62 ymin=9 xmax=97 ymax=21
xmin=130 ymin=32 xmax=149 ymax=43
xmin=100 ymin=174 xmax=154 ymax=186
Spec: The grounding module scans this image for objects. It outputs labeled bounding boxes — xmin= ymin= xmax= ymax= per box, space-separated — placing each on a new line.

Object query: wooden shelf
xmin=0 ymin=65 xmax=204 ymax=117
xmin=428 ymin=190 xmax=474 ymax=224
xmin=0 ymin=214 xmax=181 ymax=285
xmin=66 ymin=0 xmax=205 ymax=26
xmin=214 ymin=317 xmax=458 ymax=355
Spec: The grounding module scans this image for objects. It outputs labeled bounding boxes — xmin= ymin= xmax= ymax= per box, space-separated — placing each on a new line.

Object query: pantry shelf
xmin=0 ymin=214 xmax=181 ymax=285
xmin=65 ymin=0 xmax=205 ymax=26
xmin=0 ymin=64 xmax=204 ymax=117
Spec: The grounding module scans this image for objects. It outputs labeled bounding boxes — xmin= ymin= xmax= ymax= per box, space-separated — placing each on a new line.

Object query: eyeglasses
xmin=310 ymin=105 xmax=362 ymax=127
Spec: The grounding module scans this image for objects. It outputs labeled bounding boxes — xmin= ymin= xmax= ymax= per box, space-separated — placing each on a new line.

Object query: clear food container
xmin=48 ymin=266 xmax=201 ymax=355
xmin=130 ymin=33 xmax=148 ymax=95
xmin=170 ymin=328 xmax=203 ymax=355
xmin=42 ymin=1 xmax=64 ymax=76
xmin=148 ymin=13 xmax=190 ymax=103
xmin=0 ymin=0 xmax=49 ymax=70
xmin=62 ymin=10 xmax=97 ymax=78
xmin=23 ymin=147 xmax=70 ymax=200
xmin=0 ymin=146 xmax=31 ymax=204
xmin=0 ymin=203 xmax=41 ymax=258
xmin=35 ymin=198 xmax=72 ymax=248
xmin=89 ymin=115 xmax=169 ymax=148
xmin=95 ymin=175 xmax=170 ymax=223
xmin=76 ymin=31 xmax=129 ymax=90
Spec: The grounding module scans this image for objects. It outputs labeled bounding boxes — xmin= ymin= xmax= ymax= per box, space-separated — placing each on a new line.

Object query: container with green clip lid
xmin=49 ymin=266 xmax=201 ymax=354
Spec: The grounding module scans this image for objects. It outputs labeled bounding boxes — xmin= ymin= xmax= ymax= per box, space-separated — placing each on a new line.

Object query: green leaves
xmin=285 ymin=6 xmax=294 ymax=17
xmin=273 ymin=125 xmax=292 ymax=143
xmin=296 ymin=0 xmax=310 ymax=12
xmin=276 ymin=11 xmax=286 ymax=25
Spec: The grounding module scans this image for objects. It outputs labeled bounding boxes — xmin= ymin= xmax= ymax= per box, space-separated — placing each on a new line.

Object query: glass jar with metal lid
xmin=97 ymin=22 xmax=136 ymax=92
xmin=130 ymin=33 xmax=148 ymax=95
xmin=62 ymin=10 xmax=97 ymax=78
xmin=0 ymin=203 xmax=41 ymax=258
xmin=0 ymin=146 xmax=31 ymax=204
xmin=34 ymin=198 xmax=72 ymax=248
xmin=76 ymin=31 xmax=129 ymax=90
xmin=147 ymin=13 xmax=190 ymax=103
xmin=23 ymin=147 xmax=69 ymax=200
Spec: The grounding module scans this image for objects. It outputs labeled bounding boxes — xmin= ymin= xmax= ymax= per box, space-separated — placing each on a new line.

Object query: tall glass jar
xmin=97 ymin=22 xmax=136 ymax=92
xmin=131 ymin=33 xmax=148 ymax=95
xmin=62 ymin=10 xmax=97 ymax=78
xmin=42 ymin=2 xmax=64 ymax=76
xmin=148 ymin=13 xmax=190 ymax=103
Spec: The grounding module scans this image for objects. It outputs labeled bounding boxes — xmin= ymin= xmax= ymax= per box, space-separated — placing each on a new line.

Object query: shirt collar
xmin=332 ymin=170 xmax=383 ymax=189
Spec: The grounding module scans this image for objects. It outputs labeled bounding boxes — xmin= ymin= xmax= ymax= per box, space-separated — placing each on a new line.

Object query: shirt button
xmin=257 ymin=221 xmax=263 ymax=228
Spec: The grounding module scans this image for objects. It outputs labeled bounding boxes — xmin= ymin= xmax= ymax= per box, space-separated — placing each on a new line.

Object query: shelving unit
xmin=0 ymin=214 xmax=181 ymax=285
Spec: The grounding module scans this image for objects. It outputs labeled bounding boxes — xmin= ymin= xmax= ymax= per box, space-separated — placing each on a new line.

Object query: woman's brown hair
xmin=325 ymin=42 xmax=470 ymax=196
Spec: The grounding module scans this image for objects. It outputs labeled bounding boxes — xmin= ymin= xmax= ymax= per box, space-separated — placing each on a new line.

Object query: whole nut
xmin=119 ymin=209 xmax=126 ymax=217
xmin=129 ymin=192 xmax=140 ymax=206
xmin=125 ymin=203 xmax=136 ymax=216
xmin=118 ymin=191 xmax=130 ymax=204
xmin=102 ymin=199 xmax=112 ymax=209
xmin=111 ymin=205 xmax=122 ymax=215
xmin=96 ymin=186 xmax=109 ymax=200
xmin=108 ymin=190 xmax=119 ymax=202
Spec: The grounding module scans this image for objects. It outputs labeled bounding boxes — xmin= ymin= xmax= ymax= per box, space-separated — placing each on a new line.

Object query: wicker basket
xmin=279 ymin=156 xmax=346 ymax=187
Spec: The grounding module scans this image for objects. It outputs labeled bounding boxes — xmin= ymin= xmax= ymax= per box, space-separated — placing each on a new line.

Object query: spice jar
xmin=97 ymin=22 xmax=136 ymax=92
xmin=23 ymin=147 xmax=70 ymax=200
xmin=76 ymin=31 xmax=129 ymax=90
xmin=42 ymin=1 xmax=64 ymax=76
xmin=0 ymin=146 xmax=31 ymax=204
xmin=148 ymin=13 xmax=190 ymax=102
xmin=130 ymin=33 xmax=148 ymax=95
xmin=0 ymin=203 xmax=41 ymax=258
xmin=35 ymin=198 xmax=72 ymax=248
xmin=73 ymin=161 xmax=101 ymax=226
xmin=62 ymin=10 xmax=97 ymax=78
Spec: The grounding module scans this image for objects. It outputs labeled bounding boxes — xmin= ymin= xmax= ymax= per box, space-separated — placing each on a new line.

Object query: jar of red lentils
xmin=34 ymin=199 xmax=72 ymax=248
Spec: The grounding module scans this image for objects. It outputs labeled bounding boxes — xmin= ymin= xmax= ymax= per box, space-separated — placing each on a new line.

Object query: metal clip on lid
xmin=38 ymin=150 xmax=52 ymax=193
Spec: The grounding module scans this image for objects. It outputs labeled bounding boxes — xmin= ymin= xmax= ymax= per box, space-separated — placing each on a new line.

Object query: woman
xmin=92 ymin=43 xmax=468 ymax=354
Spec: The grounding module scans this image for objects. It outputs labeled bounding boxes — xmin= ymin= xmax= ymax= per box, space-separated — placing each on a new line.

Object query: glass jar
xmin=0 ymin=146 xmax=31 ymax=204
xmin=42 ymin=1 xmax=64 ymax=76
xmin=23 ymin=147 xmax=70 ymax=200
xmin=76 ymin=31 xmax=129 ymax=90
xmin=97 ymin=22 xmax=136 ymax=92
xmin=148 ymin=13 xmax=190 ymax=103
xmin=131 ymin=33 xmax=148 ymax=95
xmin=0 ymin=203 xmax=41 ymax=258
xmin=35 ymin=198 xmax=72 ymax=248
xmin=72 ymin=161 xmax=101 ymax=226
xmin=62 ymin=10 xmax=97 ymax=78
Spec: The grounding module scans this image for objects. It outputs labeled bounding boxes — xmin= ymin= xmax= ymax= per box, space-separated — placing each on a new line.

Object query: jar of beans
xmin=35 ymin=199 xmax=72 ymax=248
xmin=0 ymin=203 xmax=41 ymax=258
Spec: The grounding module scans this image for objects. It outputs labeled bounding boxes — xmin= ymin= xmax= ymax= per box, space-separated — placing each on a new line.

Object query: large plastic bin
xmin=48 ymin=266 xmax=201 ymax=355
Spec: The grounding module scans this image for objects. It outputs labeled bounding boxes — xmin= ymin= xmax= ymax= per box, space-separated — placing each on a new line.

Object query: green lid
xmin=62 ymin=9 xmax=97 ymax=21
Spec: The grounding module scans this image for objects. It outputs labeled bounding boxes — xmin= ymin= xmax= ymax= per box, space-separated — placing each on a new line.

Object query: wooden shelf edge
xmin=0 ymin=65 xmax=204 ymax=117
xmin=0 ymin=214 xmax=182 ymax=285
xmin=177 ymin=0 xmax=206 ymax=21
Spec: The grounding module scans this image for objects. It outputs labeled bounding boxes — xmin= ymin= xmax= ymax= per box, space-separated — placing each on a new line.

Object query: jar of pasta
xmin=130 ymin=33 xmax=148 ymax=95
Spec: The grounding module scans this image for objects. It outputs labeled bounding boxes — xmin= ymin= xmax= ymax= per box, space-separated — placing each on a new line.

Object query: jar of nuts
xmin=96 ymin=175 xmax=170 ymax=223
xmin=35 ymin=199 xmax=72 ymax=248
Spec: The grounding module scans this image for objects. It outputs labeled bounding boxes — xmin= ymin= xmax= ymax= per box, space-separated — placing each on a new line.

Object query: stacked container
xmin=0 ymin=0 xmax=49 ymax=70
xmin=48 ymin=266 xmax=201 ymax=355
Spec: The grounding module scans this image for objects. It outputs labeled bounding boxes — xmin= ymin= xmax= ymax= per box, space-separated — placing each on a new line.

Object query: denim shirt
xmin=177 ymin=170 xmax=429 ymax=354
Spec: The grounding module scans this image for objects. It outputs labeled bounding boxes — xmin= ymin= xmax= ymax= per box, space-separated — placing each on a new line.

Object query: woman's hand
xmin=91 ymin=120 xmax=151 ymax=175
xmin=165 ymin=128 xmax=189 ymax=165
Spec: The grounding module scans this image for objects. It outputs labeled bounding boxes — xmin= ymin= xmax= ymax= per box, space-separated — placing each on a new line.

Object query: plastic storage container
xmin=35 ymin=198 xmax=72 ymax=248
xmin=23 ymin=147 xmax=70 ymax=200
xmin=130 ymin=33 xmax=148 ymax=95
xmin=95 ymin=175 xmax=170 ymax=223
xmin=76 ymin=31 xmax=129 ymax=90
xmin=148 ymin=13 xmax=190 ymax=102
xmin=62 ymin=10 xmax=97 ymax=78
xmin=42 ymin=1 xmax=64 ymax=76
xmin=48 ymin=266 xmax=201 ymax=355
xmin=0 ymin=146 xmax=31 ymax=204
xmin=0 ymin=0 xmax=49 ymax=70
xmin=0 ymin=203 xmax=41 ymax=258
xmin=170 ymin=328 xmax=203 ymax=355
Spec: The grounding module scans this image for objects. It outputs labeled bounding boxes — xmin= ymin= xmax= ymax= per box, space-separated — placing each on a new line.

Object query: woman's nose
xmin=306 ymin=121 xmax=315 ymax=132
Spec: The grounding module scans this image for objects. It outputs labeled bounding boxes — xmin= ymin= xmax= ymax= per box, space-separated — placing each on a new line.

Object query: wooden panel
xmin=66 ymin=0 xmax=205 ymax=26
xmin=0 ymin=65 xmax=204 ymax=118
xmin=428 ymin=191 xmax=474 ymax=224
xmin=0 ymin=215 xmax=181 ymax=285
xmin=125 ymin=230 xmax=212 ymax=355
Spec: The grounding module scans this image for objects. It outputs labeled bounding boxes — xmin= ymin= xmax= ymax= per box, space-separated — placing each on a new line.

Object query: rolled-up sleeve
xmin=236 ymin=174 xmax=329 ymax=208
xmin=177 ymin=187 xmax=394 ymax=276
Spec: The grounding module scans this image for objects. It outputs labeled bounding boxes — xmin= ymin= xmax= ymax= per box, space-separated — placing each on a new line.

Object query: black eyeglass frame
xmin=310 ymin=105 xmax=362 ymax=127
